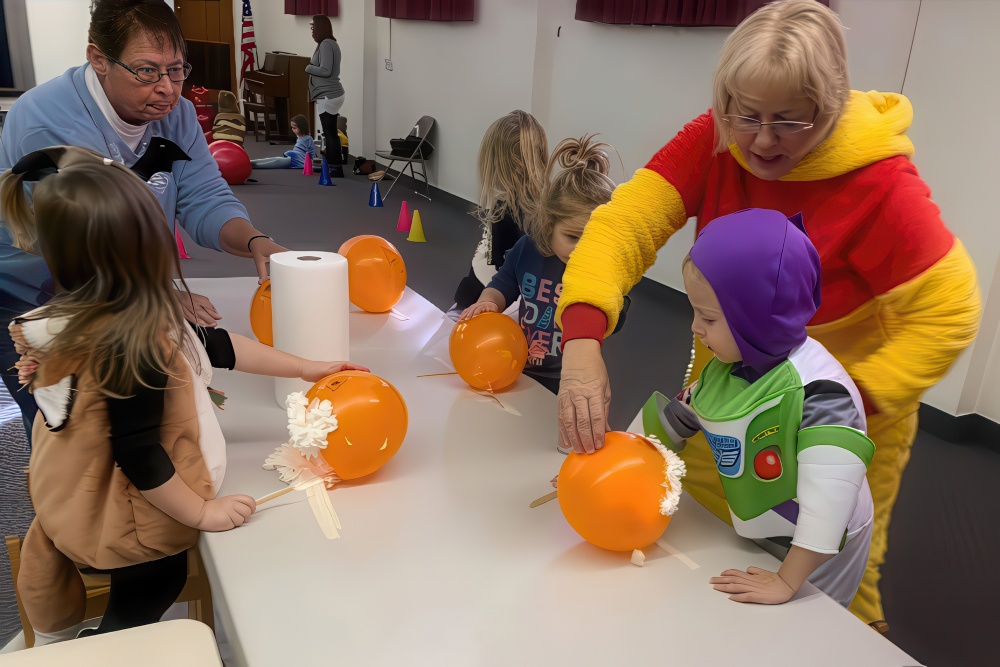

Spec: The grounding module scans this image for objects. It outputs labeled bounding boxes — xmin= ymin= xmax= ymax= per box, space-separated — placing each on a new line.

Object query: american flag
xmin=240 ymin=0 xmax=258 ymax=79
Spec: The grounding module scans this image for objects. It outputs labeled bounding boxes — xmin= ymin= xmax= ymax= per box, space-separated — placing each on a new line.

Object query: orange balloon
xmin=558 ymin=432 xmax=674 ymax=551
xmin=249 ymin=279 xmax=272 ymax=346
xmin=305 ymin=371 xmax=408 ymax=480
xmin=337 ymin=235 xmax=407 ymax=313
xmin=449 ymin=312 xmax=528 ymax=392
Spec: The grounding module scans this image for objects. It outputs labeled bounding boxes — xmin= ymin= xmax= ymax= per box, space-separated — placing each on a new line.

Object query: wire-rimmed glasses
xmin=720 ymin=115 xmax=815 ymax=137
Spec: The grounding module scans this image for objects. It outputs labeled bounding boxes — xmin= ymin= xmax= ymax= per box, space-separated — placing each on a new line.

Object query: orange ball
xmin=249 ymin=279 xmax=272 ymax=346
xmin=558 ymin=432 xmax=675 ymax=551
xmin=337 ymin=235 xmax=407 ymax=313
xmin=305 ymin=371 xmax=408 ymax=480
xmin=449 ymin=312 xmax=528 ymax=392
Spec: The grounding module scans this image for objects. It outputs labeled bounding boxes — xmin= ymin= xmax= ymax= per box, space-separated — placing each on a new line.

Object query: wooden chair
xmin=5 ymin=536 xmax=214 ymax=648
xmin=242 ymin=79 xmax=277 ymax=142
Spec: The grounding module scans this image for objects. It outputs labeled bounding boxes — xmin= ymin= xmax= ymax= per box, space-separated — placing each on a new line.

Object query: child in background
xmin=1 ymin=146 xmax=365 ymax=642
xmin=460 ymin=135 xmax=615 ymax=398
xmin=448 ymin=110 xmax=548 ymax=317
xmin=646 ymin=208 xmax=874 ymax=607
xmin=250 ymin=114 xmax=315 ymax=170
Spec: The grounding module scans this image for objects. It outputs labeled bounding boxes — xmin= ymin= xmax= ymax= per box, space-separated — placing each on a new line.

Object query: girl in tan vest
xmin=0 ymin=146 xmax=365 ymax=644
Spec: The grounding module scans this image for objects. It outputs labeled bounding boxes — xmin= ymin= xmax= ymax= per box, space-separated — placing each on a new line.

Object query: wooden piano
xmin=243 ymin=51 xmax=312 ymax=143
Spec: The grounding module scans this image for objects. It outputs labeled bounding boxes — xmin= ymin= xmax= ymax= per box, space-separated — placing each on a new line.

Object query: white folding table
xmin=190 ymin=277 xmax=918 ymax=667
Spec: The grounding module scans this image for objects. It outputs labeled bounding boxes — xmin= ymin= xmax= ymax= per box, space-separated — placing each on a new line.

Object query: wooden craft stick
xmin=416 ymin=371 xmax=460 ymax=378
xmin=255 ymin=486 xmax=296 ymax=505
xmin=529 ymin=491 xmax=558 ymax=508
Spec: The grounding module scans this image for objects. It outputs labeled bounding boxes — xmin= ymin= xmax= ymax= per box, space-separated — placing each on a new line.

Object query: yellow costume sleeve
xmin=556 ymin=168 xmax=688 ymax=336
xmin=849 ymin=241 xmax=981 ymax=416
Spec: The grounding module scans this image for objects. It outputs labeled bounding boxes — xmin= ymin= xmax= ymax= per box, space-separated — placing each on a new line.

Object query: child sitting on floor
xmin=644 ymin=208 xmax=874 ymax=607
xmin=250 ymin=114 xmax=316 ymax=170
xmin=459 ymin=135 xmax=615 ymax=398
xmin=0 ymin=145 xmax=364 ymax=643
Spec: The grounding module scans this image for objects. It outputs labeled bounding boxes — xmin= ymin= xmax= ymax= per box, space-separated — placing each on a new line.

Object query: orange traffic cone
xmin=407 ymin=210 xmax=426 ymax=243
xmin=396 ymin=200 xmax=411 ymax=232
xmin=175 ymin=226 xmax=191 ymax=259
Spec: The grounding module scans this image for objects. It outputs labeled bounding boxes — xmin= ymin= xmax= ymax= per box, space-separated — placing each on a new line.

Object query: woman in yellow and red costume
xmin=554 ymin=0 xmax=980 ymax=628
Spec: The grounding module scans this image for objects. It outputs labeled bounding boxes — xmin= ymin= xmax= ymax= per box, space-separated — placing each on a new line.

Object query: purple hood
xmin=689 ymin=208 xmax=821 ymax=376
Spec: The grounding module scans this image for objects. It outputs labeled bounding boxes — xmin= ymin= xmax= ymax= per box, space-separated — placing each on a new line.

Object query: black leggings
xmin=319 ymin=112 xmax=344 ymax=164
xmin=83 ymin=550 xmax=188 ymax=635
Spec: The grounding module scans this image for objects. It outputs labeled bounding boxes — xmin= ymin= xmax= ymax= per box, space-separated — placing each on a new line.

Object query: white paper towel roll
xmin=270 ymin=251 xmax=350 ymax=407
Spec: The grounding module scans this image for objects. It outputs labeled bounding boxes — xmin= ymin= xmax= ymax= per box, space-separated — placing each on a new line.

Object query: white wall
xmin=25 ymin=0 xmax=90 ymax=85
xmin=241 ymin=2 xmax=366 ymax=155
xmin=372 ymin=0 xmax=540 ymax=203
xmin=898 ymin=0 xmax=1000 ymax=415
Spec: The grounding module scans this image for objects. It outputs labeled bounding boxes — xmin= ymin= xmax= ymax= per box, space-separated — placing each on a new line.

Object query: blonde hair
xmin=474 ymin=110 xmax=548 ymax=229
xmin=712 ymin=0 xmax=850 ymax=153
xmin=0 ymin=146 xmax=191 ymax=397
xmin=530 ymin=134 xmax=615 ymax=257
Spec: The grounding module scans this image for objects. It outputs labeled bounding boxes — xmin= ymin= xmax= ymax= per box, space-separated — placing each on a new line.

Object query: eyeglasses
xmin=100 ymin=49 xmax=192 ymax=84
xmin=721 ymin=115 xmax=814 ymax=137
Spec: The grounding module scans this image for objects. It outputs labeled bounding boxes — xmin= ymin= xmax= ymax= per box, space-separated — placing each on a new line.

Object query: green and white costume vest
xmin=645 ymin=338 xmax=874 ymax=554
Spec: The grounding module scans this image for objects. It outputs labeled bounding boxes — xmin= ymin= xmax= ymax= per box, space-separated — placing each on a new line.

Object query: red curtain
xmin=375 ymin=0 xmax=475 ymax=21
xmin=284 ymin=0 xmax=339 ymax=16
xmin=575 ymin=0 xmax=828 ymax=27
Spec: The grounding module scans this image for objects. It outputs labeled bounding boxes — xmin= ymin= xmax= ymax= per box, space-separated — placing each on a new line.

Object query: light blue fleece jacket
xmin=0 ymin=64 xmax=249 ymax=312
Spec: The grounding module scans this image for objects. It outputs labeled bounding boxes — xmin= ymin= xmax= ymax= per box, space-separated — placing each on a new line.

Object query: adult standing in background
xmin=0 ymin=0 xmax=287 ymax=439
xmin=554 ymin=0 xmax=980 ymax=629
xmin=306 ymin=15 xmax=345 ymax=177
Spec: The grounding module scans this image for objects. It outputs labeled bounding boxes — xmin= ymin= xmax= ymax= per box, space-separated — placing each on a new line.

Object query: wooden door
xmin=175 ymin=0 xmax=237 ymax=96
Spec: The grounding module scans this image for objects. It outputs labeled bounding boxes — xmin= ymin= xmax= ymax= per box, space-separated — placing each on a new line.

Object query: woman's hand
xmin=709 ymin=566 xmax=796 ymax=605
xmin=248 ymin=236 xmax=288 ymax=284
xmin=300 ymin=361 xmax=371 ymax=382
xmin=458 ymin=301 xmax=500 ymax=321
xmin=557 ymin=338 xmax=611 ymax=454
xmin=175 ymin=290 xmax=222 ymax=327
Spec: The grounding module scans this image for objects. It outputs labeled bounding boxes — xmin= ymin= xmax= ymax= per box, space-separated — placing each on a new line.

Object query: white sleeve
xmin=791 ymin=444 xmax=868 ymax=554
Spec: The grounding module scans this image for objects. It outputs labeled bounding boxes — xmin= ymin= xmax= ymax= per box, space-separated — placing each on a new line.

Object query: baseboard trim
xmin=918 ymin=403 xmax=1000 ymax=452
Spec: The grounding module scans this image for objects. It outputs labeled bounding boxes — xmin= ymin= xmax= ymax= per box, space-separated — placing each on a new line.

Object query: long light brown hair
xmin=529 ymin=135 xmax=615 ymax=257
xmin=0 ymin=146 xmax=191 ymax=396
xmin=474 ymin=110 xmax=548 ymax=229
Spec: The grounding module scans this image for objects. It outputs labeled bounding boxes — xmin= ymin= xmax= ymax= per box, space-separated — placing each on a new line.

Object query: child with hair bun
xmin=460 ymin=135 xmax=616 ymax=400
xmin=449 ymin=110 xmax=549 ymax=316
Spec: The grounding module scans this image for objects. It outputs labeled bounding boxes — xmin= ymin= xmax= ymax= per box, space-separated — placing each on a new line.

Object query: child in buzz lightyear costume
xmin=644 ymin=209 xmax=874 ymax=606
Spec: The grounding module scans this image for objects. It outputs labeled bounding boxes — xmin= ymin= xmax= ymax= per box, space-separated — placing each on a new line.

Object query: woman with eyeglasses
xmin=0 ymin=0 xmax=288 ymax=440
xmin=554 ymin=0 xmax=979 ymax=630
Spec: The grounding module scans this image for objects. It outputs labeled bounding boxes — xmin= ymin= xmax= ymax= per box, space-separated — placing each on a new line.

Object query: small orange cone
xmin=407 ymin=210 xmax=426 ymax=243
xmin=396 ymin=200 xmax=411 ymax=232
xmin=175 ymin=226 xmax=191 ymax=259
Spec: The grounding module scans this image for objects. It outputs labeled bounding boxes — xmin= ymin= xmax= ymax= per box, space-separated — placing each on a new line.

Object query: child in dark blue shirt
xmin=459 ymin=135 xmax=615 ymax=396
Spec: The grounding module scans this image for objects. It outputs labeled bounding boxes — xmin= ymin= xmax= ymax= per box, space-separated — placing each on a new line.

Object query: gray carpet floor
xmin=1 ymin=137 xmax=996 ymax=665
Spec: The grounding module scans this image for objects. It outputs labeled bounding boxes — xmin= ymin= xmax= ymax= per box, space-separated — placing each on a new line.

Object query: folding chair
xmin=5 ymin=536 xmax=214 ymax=647
xmin=374 ymin=116 xmax=435 ymax=201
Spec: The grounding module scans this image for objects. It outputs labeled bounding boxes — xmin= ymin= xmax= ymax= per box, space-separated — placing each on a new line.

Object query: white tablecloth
xmin=189 ymin=278 xmax=918 ymax=667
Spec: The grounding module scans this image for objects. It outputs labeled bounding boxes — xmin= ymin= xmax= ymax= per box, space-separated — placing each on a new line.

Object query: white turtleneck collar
xmin=84 ymin=64 xmax=148 ymax=153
